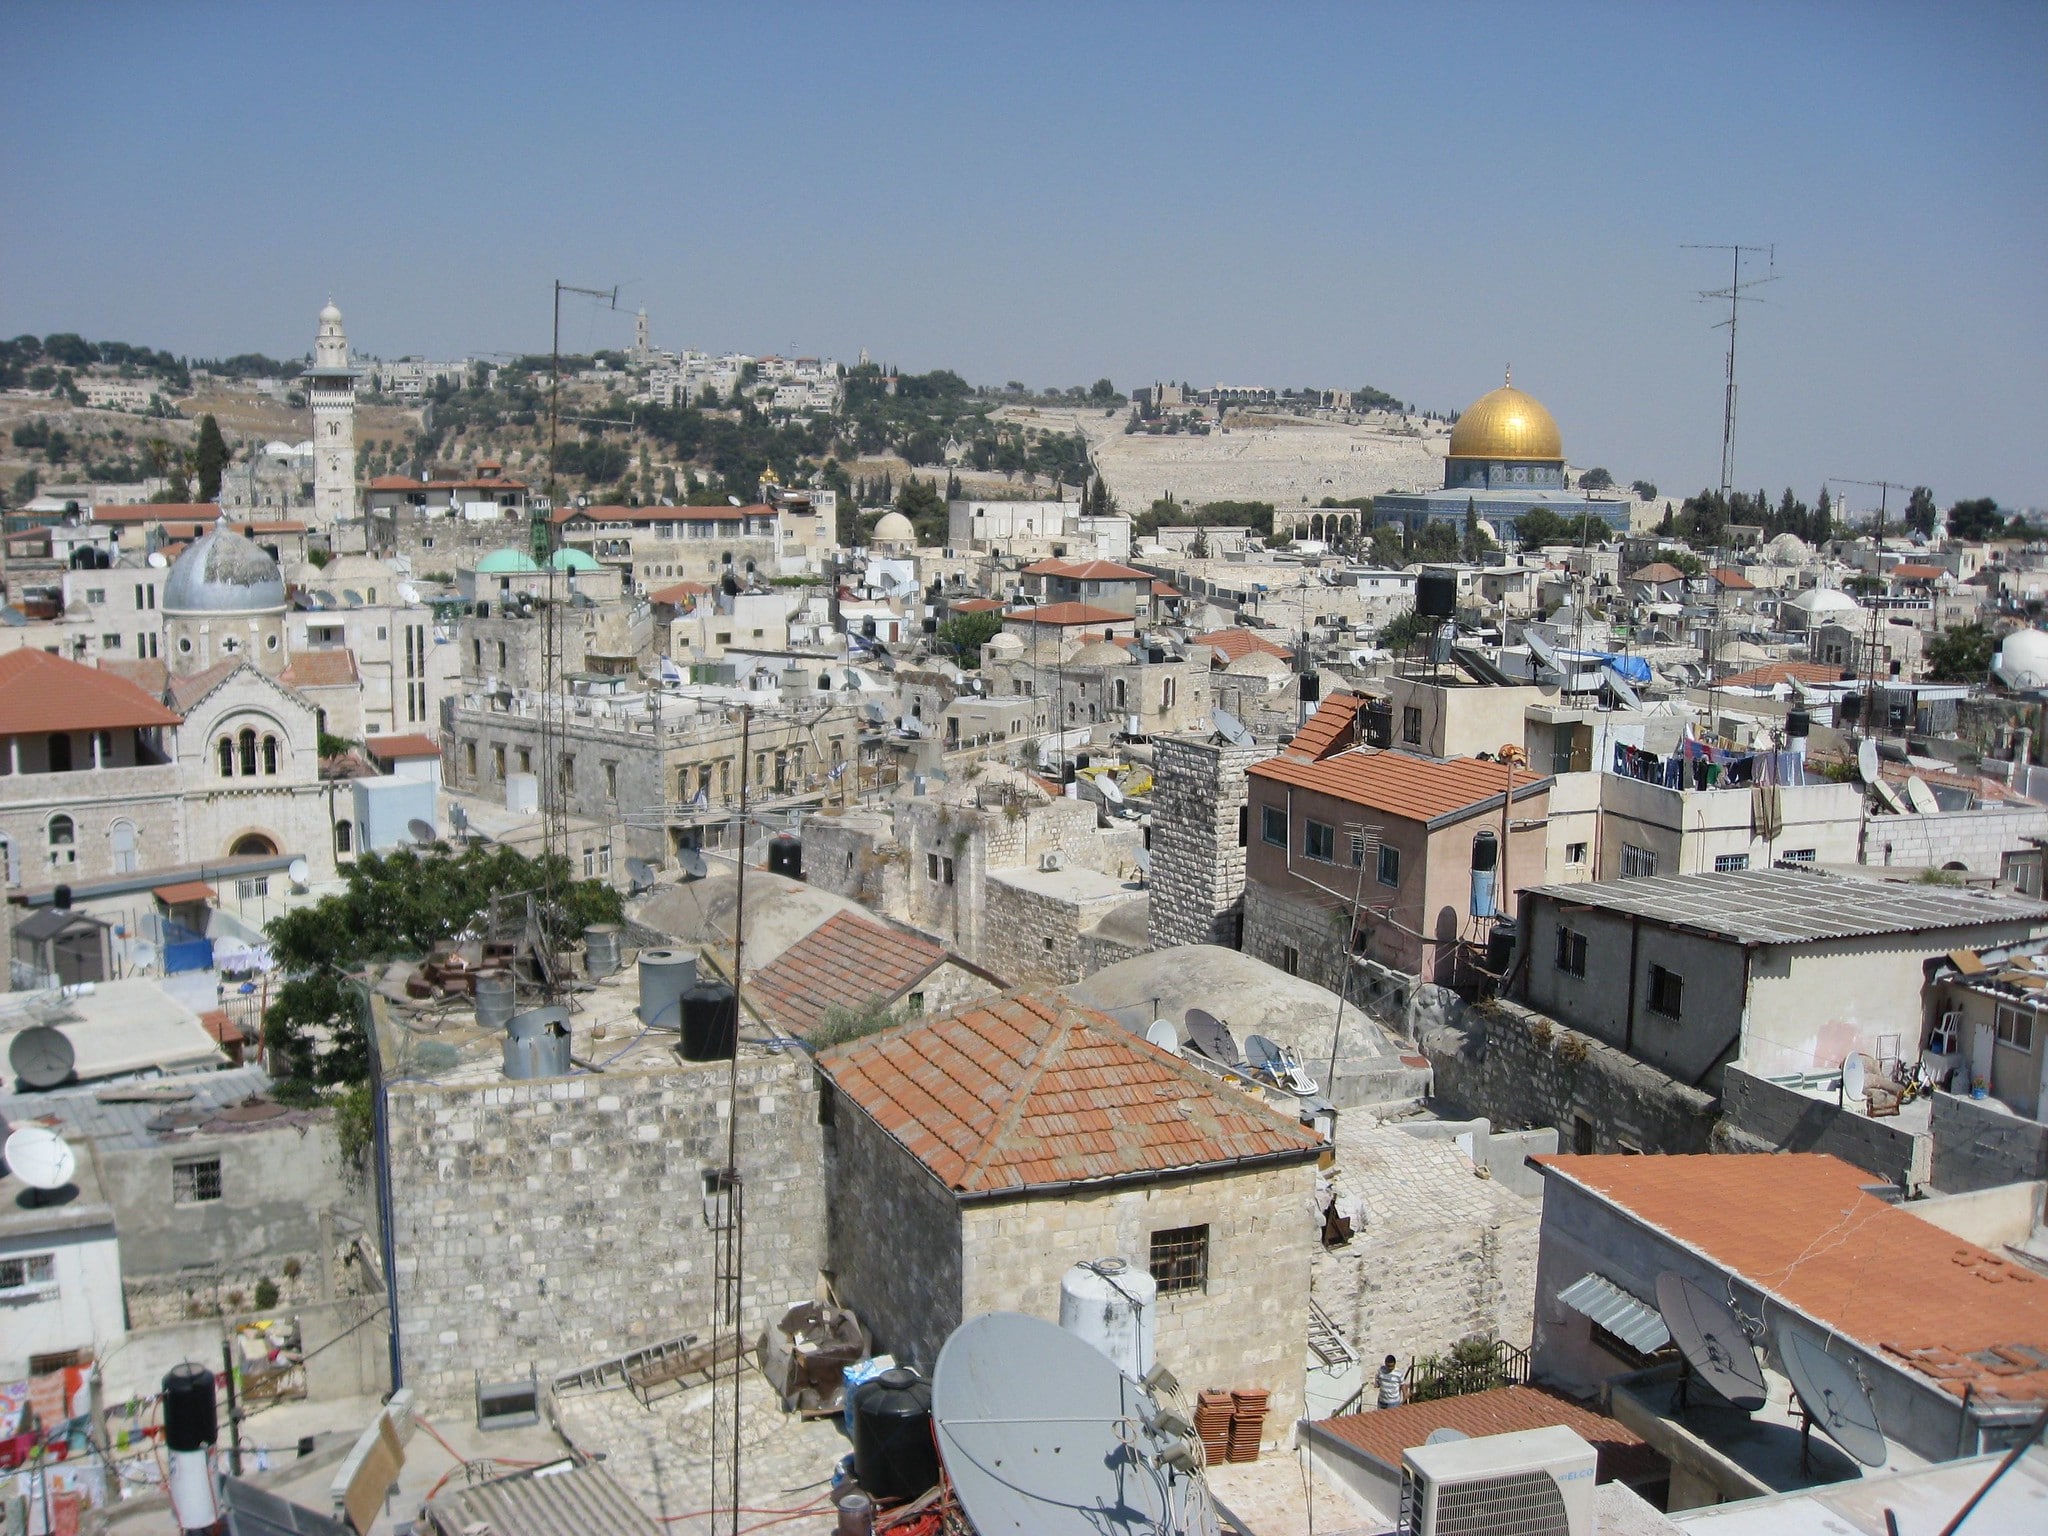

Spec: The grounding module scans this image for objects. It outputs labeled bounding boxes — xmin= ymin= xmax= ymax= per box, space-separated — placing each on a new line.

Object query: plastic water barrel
xmin=637 ymin=949 xmax=697 ymax=1029
xmin=1057 ymin=1257 xmax=1157 ymax=1380
xmin=161 ymin=1363 xmax=217 ymax=1452
xmin=680 ymin=981 xmax=738 ymax=1061
xmin=852 ymin=1367 xmax=939 ymax=1503
xmin=583 ymin=924 xmax=622 ymax=978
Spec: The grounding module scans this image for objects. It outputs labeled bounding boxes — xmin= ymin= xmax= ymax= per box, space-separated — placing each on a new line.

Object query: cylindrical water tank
xmin=767 ymin=834 xmax=803 ymax=880
xmin=1470 ymin=829 xmax=1498 ymax=918
xmin=161 ymin=1363 xmax=217 ymax=1452
xmin=851 ymin=1367 xmax=939 ymax=1503
xmin=504 ymin=1006 xmax=573 ymax=1079
xmin=583 ymin=923 xmax=622 ymax=978
xmin=679 ymin=981 xmax=738 ymax=1061
xmin=1414 ymin=571 xmax=1457 ymax=619
xmin=1300 ymin=672 xmax=1321 ymax=702
xmin=1487 ymin=917 xmax=1519 ymax=975
xmin=474 ymin=970 xmax=516 ymax=1030
xmin=637 ymin=949 xmax=697 ymax=1029
xmin=1786 ymin=707 xmax=1811 ymax=740
xmin=1058 ymin=1257 xmax=1157 ymax=1381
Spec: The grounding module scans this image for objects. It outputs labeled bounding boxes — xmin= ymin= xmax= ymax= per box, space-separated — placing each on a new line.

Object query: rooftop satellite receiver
xmin=397 ymin=582 xmax=421 ymax=605
xmin=626 ymin=856 xmax=658 ymax=893
xmin=146 ymin=550 xmax=169 ymax=569
xmin=10 ymin=1025 xmax=77 ymax=1091
xmin=1603 ymin=664 xmax=1644 ymax=710
xmin=407 ymin=818 xmax=439 ymax=846
xmin=1134 ymin=846 xmax=1152 ymax=878
xmin=287 ymin=857 xmax=311 ymax=887
xmin=678 ymin=847 xmax=709 ymax=881
xmin=315 ymin=590 xmax=338 ymax=609
xmin=1182 ymin=1007 xmax=1243 ymax=1068
xmin=933 ymin=1310 xmax=1220 ymax=1536
xmin=1904 ymin=776 xmax=1940 ymax=816
xmin=342 ymin=589 xmax=365 ymax=608
xmin=1096 ymin=773 xmax=1125 ymax=805
xmin=1524 ymin=627 xmax=1564 ymax=677
xmin=1778 ymin=1326 xmax=1888 ymax=1469
xmin=5 ymin=1124 xmax=78 ymax=1192
xmin=1423 ymin=1427 xmax=1469 ymax=1445
xmin=1856 ymin=738 xmax=1880 ymax=784
xmin=1211 ymin=708 xmax=1253 ymax=747
xmin=1144 ymin=1019 xmax=1180 ymax=1056
xmin=1655 ymin=1272 xmax=1766 ymax=1412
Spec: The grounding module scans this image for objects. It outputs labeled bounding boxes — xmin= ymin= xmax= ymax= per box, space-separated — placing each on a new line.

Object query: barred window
xmin=0 ymin=1254 xmax=55 ymax=1291
xmin=1149 ymin=1224 xmax=1209 ymax=1296
xmin=173 ymin=1158 xmax=223 ymax=1204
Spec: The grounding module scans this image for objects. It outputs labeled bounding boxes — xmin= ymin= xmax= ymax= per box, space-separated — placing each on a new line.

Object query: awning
xmin=153 ymin=881 xmax=218 ymax=906
xmin=1557 ymin=1272 xmax=1670 ymax=1355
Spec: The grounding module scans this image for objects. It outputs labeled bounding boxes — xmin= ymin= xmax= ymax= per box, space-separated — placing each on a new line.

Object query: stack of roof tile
xmin=1226 ymin=1388 xmax=1270 ymax=1463
xmin=1194 ymin=1390 xmax=1233 ymax=1465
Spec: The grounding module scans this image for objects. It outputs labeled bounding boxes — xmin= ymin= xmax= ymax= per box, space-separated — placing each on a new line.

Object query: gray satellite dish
xmin=1423 ymin=1428 xmax=1470 ymax=1445
xmin=1183 ymin=1007 xmax=1243 ymax=1068
xmin=1524 ymin=628 xmax=1563 ymax=677
xmin=901 ymin=715 xmax=926 ymax=738
xmin=408 ymin=818 xmax=438 ymax=845
xmin=1778 ymin=1327 xmax=1888 ymax=1469
xmin=933 ymin=1311 xmax=1216 ymax=1536
xmin=1856 ymin=738 xmax=1880 ymax=784
xmin=4 ymin=1124 xmax=77 ymax=1190
xmin=1144 ymin=1020 xmax=1180 ymax=1055
xmin=315 ymin=590 xmax=338 ymax=609
xmin=1211 ymin=708 xmax=1253 ymax=746
xmin=626 ymin=856 xmax=657 ymax=893
xmin=10 ymin=1025 xmax=77 ymax=1091
xmin=1655 ymin=1272 xmax=1766 ymax=1411
xmin=1603 ymin=664 xmax=1643 ymax=710
xmin=342 ymin=589 xmax=365 ymax=608
xmin=678 ymin=847 xmax=709 ymax=881
xmin=1134 ymin=846 xmax=1152 ymax=878
xmin=863 ymin=702 xmax=889 ymax=725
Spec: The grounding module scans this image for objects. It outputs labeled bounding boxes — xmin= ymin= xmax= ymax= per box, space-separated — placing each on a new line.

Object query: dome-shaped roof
xmin=320 ymin=300 xmax=342 ymax=324
xmin=1764 ymin=531 xmax=1812 ymax=562
xmin=162 ymin=523 xmax=286 ymax=613
xmin=871 ymin=511 xmax=916 ymax=543
xmin=1224 ymin=648 xmax=1291 ymax=678
xmin=476 ymin=548 xmax=542 ymax=574
xmin=982 ymin=631 xmax=1025 ymax=655
xmin=1994 ymin=629 xmax=2048 ymax=690
xmin=1716 ymin=640 xmax=1768 ymax=665
xmin=549 ymin=547 xmax=600 ymax=571
xmin=1447 ymin=383 xmax=1564 ymax=462
xmin=1787 ymin=586 xmax=1860 ymax=615
xmin=1069 ymin=640 xmax=1132 ymax=666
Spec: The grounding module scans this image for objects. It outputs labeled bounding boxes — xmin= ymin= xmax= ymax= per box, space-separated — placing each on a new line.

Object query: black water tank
xmin=1486 ymin=917 xmax=1519 ymax=975
xmin=476 ymin=600 xmax=489 ymax=618
xmin=853 ymin=1367 xmax=939 ymax=1503
xmin=767 ymin=834 xmax=803 ymax=880
xmin=1786 ymin=707 xmax=1811 ymax=740
xmin=1300 ymin=672 xmax=1321 ymax=702
xmin=52 ymin=885 xmax=72 ymax=911
xmin=1363 ymin=698 xmax=1394 ymax=748
xmin=1076 ymin=753 xmax=1091 ymax=771
xmin=1470 ymin=828 xmax=1499 ymax=872
xmin=1838 ymin=692 xmax=1862 ymax=726
xmin=1414 ymin=572 xmax=1457 ymax=619
xmin=161 ymin=1364 xmax=217 ymax=1452
xmin=679 ymin=981 xmax=738 ymax=1061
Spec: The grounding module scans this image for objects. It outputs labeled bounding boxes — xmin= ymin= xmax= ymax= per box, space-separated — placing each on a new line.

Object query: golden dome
xmin=1447 ymin=380 xmax=1564 ymax=462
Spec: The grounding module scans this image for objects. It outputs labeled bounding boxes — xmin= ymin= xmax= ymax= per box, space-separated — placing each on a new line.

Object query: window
xmin=335 ymin=819 xmax=353 ymax=855
xmin=583 ymin=847 xmax=596 ymax=878
xmin=1305 ymin=820 xmax=1335 ymax=862
xmin=1281 ymin=945 xmax=1300 ymax=975
xmin=262 ymin=735 xmax=279 ymax=775
xmin=1573 ymin=1114 xmax=1594 ymax=1155
xmin=173 ymin=1158 xmax=223 ymax=1204
xmin=604 ymin=761 xmax=618 ymax=798
xmin=1261 ymin=804 xmax=1287 ymax=847
xmin=0 ymin=1254 xmax=55 ymax=1293
xmin=1555 ymin=926 xmax=1587 ymax=977
xmin=1621 ymin=843 xmax=1658 ymax=879
xmin=701 ymin=1168 xmax=735 ymax=1230
xmin=1377 ymin=843 xmax=1400 ymax=887
xmin=1713 ymin=853 xmax=1749 ymax=873
xmin=109 ymin=820 xmax=137 ymax=875
xmin=1402 ymin=705 xmax=1423 ymax=745
xmin=46 ymin=814 xmax=75 ymax=867
xmin=1566 ymin=842 xmax=1589 ymax=866
xmin=943 ymin=857 xmax=956 ymax=885
xmin=492 ymin=744 xmax=506 ymax=781
xmin=1238 ymin=806 xmax=1249 ymax=847
xmin=235 ymin=875 xmax=269 ymax=901
xmin=465 ymin=741 xmax=478 ymax=776
xmin=219 ymin=737 xmax=235 ymax=777
xmin=927 ymin=853 xmax=941 ymax=881
xmin=1149 ymin=1225 xmax=1209 ymax=1296
xmin=47 ymin=733 xmax=71 ymax=773
xmin=239 ymin=728 xmax=258 ymax=777
xmin=102 ymin=633 xmax=121 ymax=651
xmin=1782 ymin=848 xmax=1816 ymax=864
xmin=1648 ymin=965 xmax=1683 ymax=1019
xmin=1996 ymin=1004 xmax=2035 ymax=1053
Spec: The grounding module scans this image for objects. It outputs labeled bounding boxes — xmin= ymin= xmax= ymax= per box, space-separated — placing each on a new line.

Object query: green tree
xmin=1577 ymin=467 xmax=1614 ymax=490
xmin=936 ymin=608 xmax=1003 ymax=667
xmin=1378 ymin=607 xmax=1426 ymax=650
xmin=1947 ymin=498 xmax=2003 ymax=542
xmin=1367 ymin=523 xmax=1408 ymax=568
xmin=1630 ymin=479 xmax=1658 ymax=501
xmin=1461 ymin=498 xmax=1492 ymax=561
xmin=194 ymin=413 xmax=229 ymax=502
xmin=1412 ymin=521 xmax=1461 ymax=562
xmin=1088 ymin=378 xmax=1119 ymax=403
xmin=894 ymin=475 xmax=947 ymax=544
xmin=1926 ymin=623 xmax=1996 ymax=683
xmin=1903 ymin=485 xmax=1937 ymax=539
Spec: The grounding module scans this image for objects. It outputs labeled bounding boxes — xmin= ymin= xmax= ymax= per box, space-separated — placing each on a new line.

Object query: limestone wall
xmin=1862 ymin=805 xmax=2048 ymax=876
xmin=385 ymin=1052 xmax=825 ymax=1406
xmin=1147 ymin=736 xmax=1260 ymax=950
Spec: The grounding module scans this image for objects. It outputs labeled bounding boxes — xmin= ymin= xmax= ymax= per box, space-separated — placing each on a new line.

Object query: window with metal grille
xmin=1148 ymin=1225 xmax=1208 ymax=1296
xmin=173 ymin=1158 xmax=223 ymax=1204
xmin=1555 ymin=927 xmax=1587 ymax=977
xmin=1621 ymin=843 xmax=1658 ymax=879
xmin=1714 ymin=853 xmax=1749 ymax=872
xmin=1782 ymin=848 xmax=1817 ymax=864
xmin=1648 ymin=965 xmax=1683 ymax=1019
xmin=0 ymin=1254 xmax=55 ymax=1291
xmin=1402 ymin=705 xmax=1423 ymax=745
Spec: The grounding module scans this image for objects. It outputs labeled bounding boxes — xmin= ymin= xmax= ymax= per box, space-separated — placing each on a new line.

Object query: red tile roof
xmin=1316 ymin=1386 xmax=1664 ymax=1487
xmin=365 ymin=733 xmax=441 ymax=762
xmin=948 ymin=597 xmax=1003 ymax=613
xmin=167 ymin=658 xmax=241 ymax=712
xmin=1151 ymin=581 xmax=1184 ymax=598
xmin=1251 ymin=747 xmax=1543 ymax=826
xmin=1710 ymin=567 xmax=1755 ymax=591
xmin=1714 ymin=660 xmax=1843 ymax=691
xmin=1891 ymin=564 xmax=1945 ymax=581
xmin=153 ymin=881 xmax=217 ymax=905
xmin=1022 ymin=558 xmax=1152 ymax=581
xmin=1191 ymin=627 xmax=1294 ymax=663
xmin=281 ymin=649 xmax=360 ymax=689
xmin=647 ymin=580 xmax=713 ymax=605
xmin=818 ymin=992 xmax=1323 ymax=1196
xmin=1285 ymin=691 xmax=1365 ymax=761
xmin=1629 ymin=562 xmax=1688 ymax=584
xmin=1005 ymin=602 xmax=1130 ymax=627
xmin=89 ymin=503 xmax=221 ymax=523
xmin=1537 ymin=1154 xmax=2048 ymax=1408
xmin=367 ymin=475 xmax=528 ymax=492
xmin=0 ymin=649 xmax=182 ymax=734
xmin=747 ymin=911 xmax=953 ymax=1037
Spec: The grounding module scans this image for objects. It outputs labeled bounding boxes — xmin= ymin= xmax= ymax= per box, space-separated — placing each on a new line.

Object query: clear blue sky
xmin=5 ymin=2 xmax=2044 ymax=507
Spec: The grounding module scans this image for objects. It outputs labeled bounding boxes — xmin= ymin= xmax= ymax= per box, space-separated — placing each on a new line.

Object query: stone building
xmin=1146 ymin=731 xmax=1262 ymax=949
xmin=550 ymin=500 xmax=826 ymax=589
xmin=816 ymin=992 xmax=1324 ymax=1440
xmin=981 ymin=639 xmax=1212 ymax=738
xmin=306 ymin=301 xmax=359 ymax=524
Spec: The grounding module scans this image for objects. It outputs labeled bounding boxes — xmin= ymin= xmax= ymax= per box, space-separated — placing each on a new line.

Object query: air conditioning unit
xmin=1040 ymin=850 xmax=1064 ymax=872
xmin=1399 ymin=1426 xmax=1596 ymax=1536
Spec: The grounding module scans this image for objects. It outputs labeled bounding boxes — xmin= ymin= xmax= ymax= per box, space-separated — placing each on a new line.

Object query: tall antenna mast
xmin=1684 ymin=243 xmax=1776 ymax=502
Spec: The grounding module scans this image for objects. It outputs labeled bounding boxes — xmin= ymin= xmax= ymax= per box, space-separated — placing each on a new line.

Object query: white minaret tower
xmin=307 ymin=299 xmax=359 ymax=523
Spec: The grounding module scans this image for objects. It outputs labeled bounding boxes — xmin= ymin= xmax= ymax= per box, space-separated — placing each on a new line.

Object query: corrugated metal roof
xmin=426 ymin=1461 xmax=662 ymax=1536
xmin=0 ymin=1064 xmax=278 ymax=1152
xmin=1557 ymin=1272 xmax=1670 ymax=1355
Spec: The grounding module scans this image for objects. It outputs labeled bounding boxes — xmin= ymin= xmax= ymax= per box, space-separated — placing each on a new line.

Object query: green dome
xmin=476 ymin=548 xmax=542 ymax=574
xmin=549 ymin=547 xmax=601 ymax=571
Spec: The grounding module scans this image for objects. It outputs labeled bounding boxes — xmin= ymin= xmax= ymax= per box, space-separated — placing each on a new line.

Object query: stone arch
xmin=229 ymin=831 xmax=279 ymax=857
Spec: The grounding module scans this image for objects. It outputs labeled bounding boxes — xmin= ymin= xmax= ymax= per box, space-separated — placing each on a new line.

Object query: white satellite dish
xmin=1856 ymin=738 xmax=1880 ymax=784
xmin=287 ymin=857 xmax=310 ymax=887
xmin=1095 ymin=773 xmax=1124 ymax=805
xmin=1904 ymin=776 xmax=1940 ymax=816
xmin=1872 ymin=777 xmax=1908 ymax=816
xmin=1524 ymin=627 xmax=1563 ymax=677
xmin=1841 ymin=1054 xmax=1867 ymax=1102
xmin=130 ymin=940 xmax=158 ymax=970
xmin=5 ymin=1125 xmax=77 ymax=1191
xmin=1144 ymin=1019 xmax=1180 ymax=1056
xmin=146 ymin=550 xmax=169 ymax=569
xmin=397 ymin=582 xmax=421 ymax=605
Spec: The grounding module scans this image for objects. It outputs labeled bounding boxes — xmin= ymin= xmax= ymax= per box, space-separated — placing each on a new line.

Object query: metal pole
xmin=222 ymin=1339 xmax=243 ymax=1476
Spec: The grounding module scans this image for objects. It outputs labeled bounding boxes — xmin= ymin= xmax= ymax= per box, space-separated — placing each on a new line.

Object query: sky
xmin=5 ymin=1 xmax=2045 ymax=508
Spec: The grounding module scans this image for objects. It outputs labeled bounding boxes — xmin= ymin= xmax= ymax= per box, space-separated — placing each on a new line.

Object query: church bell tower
xmin=306 ymin=300 xmax=359 ymax=522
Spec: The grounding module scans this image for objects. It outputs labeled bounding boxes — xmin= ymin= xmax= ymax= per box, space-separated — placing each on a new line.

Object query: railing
xmin=1405 ymin=1337 xmax=1532 ymax=1404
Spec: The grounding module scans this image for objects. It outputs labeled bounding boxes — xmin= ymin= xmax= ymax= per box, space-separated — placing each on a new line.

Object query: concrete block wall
xmin=1930 ymin=1090 xmax=2048 ymax=1193
xmin=1862 ymin=805 xmax=2048 ymax=876
xmin=385 ymin=1052 xmax=825 ymax=1407
xmin=1719 ymin=1064 xmax=1931 ymax=1191
xmin=1147 ymin=736 xmax=1260 ymax=950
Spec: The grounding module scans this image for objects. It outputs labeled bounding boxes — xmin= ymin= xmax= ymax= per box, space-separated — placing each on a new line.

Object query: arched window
xmin=335 ymin=820 xmax=353 ymax=855
xmin=219 ymin=737 xmax=235 ymax=776
xmin=47 ymin=814 xmax=75 ymax=867
xmin=46 ymin=734 xmax=72 ymax=773
xmin=1113 ymin=678 xmax=1127 ymax=710
xmin=262 ymin=735 xmax=279 ymax=775
xmin=109 ymin=820 xmax=137 ymax=875
xmin=239 ymin=728 xmax=257 ymax=776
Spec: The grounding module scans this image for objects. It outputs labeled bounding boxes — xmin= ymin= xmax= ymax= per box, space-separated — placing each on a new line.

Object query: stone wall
xmin=958 ymin=1159 xmax=1318 ymax=1444
xmin=982 ymin=872 xmax=1146 ymax=988
xmin=1242 ymin=880 xmax=1352 ymax=996
xmin=1422 ymin=998 xmax=1720 ymax=1156
xmin=385 ymin=1051 xmax=825 ymax=1407
xmin=1718 ymin=1065 xmax=1931 ymax=1192
xmin=1930 ymin=1089 xmax=2048 ymax=1193
xmin=1147 ymin=736 xmax=1260 ymax=949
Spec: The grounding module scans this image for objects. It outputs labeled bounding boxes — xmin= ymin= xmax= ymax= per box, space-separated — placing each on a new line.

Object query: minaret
xmin=634 ymin=307 xmax=650 ymax=358
xmin=307 ymin=300 xmax=359 ymax=522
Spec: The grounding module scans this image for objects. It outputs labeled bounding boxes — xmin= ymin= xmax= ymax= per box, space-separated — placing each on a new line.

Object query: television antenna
xmin=1778 ymin=1326 xmax=1888 ymax=1470
xmin=1655 ymin=1272 xmax=1766 ymax=1412
xmin=1685 ymin=243 xmax=1777 ymax=501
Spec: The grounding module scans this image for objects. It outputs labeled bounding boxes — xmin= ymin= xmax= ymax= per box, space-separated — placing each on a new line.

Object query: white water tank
xmin=1058 ymin=1257 xmax=1156 ymax=1381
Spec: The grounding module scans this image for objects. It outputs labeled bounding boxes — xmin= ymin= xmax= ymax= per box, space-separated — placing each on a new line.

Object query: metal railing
xmin=1405 ymin=1337 xmax=1532 ymax=1404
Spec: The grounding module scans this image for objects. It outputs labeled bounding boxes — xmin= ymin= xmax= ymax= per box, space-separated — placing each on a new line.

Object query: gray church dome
xmin=162 ymin=522 xmax=287 ymax=613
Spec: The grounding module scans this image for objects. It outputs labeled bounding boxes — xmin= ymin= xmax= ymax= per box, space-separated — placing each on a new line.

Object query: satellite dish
xmin=408 ymin=818 xmax=438 ymax=846
xmin=287 ymin=857 xmax=310 ymax=887
xmin=1856 ymin=738 xmax=1880 ymax=784
xmin=900 ymin=715 xmax=926 ymax=738
xmin=933 ymin=1311 xmax=1214 ymax=1536
xmin=863 ymin=702 xmax=889 ymax=725
xmin=1603 ymin=664 xmax=1643 ymax=710
xmin=10 ymin=1026 xmax=77 ymax=1091
xmin=1134 ymin=846 xmax=1152 ymax=878
xmin=727 ymin=495 xmax=742 ymax=506
xmin=1655 ymin=1272 xmax=1766 ymax=1411
xmin=1524 ymin=627 xmax=1563 ymax=677
xmin=1144 ymin=1020 xmax=1180 ymax=1056
xmin=1778 ymin=1327 xmax=1889 ymax=1469
xmin=1183 ymin=1007 xmax=1243 ymax=1068
xmin=1211 ymin=707 xmax=1253 ymax=747
xmin=1096 ymin=773 xmax=1124 ymax=804
xmin=398 ymin=582 xmax=421 ymax=604
xmin=1871 ymin=778 xmax=1909 ymax=816
xmin=4 ymin=1125 xmax=78 ymax=1190
xmin=130 ymin=940 xmax=158 ymax=970
xmin=1904 ymin=776 xmax=1940 ymax=815
xmin=626 ymin=856 xmax=658 ymax=893
xmin=1423 ymin=1428 xmax=1470 ymax=1445
xmin=1841 ymin=1054 xmax=1867 ymax=1102
xmin=147 ymin=550 xmax=169 ymax=568
xmin=678 ymin=847 xmax=709 ymax=881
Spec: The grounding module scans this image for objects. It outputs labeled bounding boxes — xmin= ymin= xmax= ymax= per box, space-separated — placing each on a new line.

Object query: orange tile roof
xmin=167 ymin=658 xmax=241 ymax=712
xmin=365 ymin=733 xmax=441 ymax=761
xmin=1022 ymin=558 xmax=1152 ymax=580
xmin=1251 ymin=747 xmax=1543 ymax=826
xmin=647 ymin=580 xmax=713 ymax=605
xmin=281 ymin=649 xmax=359 ymax=688
xmin=1316 ymin=1386 xmax=1664 ymax=1486
xmin=1710 ymin=567 xmax=1755 ymax=591
xmin=152 ymin=881 xmax=217 ymax=905
xmin=89 ymin=503 xmax=221 ymax=523
xmin=1006 ymin=602 xmax=1130 ymax=627
xmin=818 ymin=992 xmax=1323 ymax=1196
xmin=1891 ymin=564 xmax=1945 ymax=581
xmin=747 ymin=911 xmax=952 ymax=1037
xmin=97 ymin=658 xmax=169 ymax=696
xmin=0 ymin=649 xmax=182 ymax=734
xmin=1285 ymin=691 xmax=1365 ymax=761
xmin=1715 ymin=660 xmax=1843 ymax=691
xmin=1537 ymin=1154 xmax=2048 ymax=1407
xmin=948 ymin=597 xmax=1003 ymax=613
xmin=1630 ymin=562 xmax=1688 ymax=584
xmin=1191 ymin=627 xmax=1293 ymax=663
xmin=1151 ymin=580 xmax=1184 ymax=598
